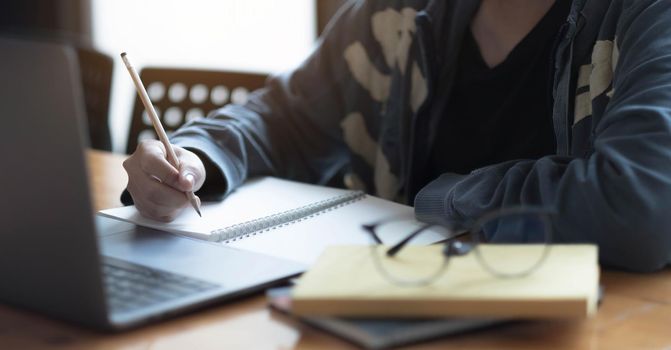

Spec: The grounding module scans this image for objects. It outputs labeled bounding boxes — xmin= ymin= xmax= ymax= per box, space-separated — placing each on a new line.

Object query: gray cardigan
xmin=170 ymin=0 xmax=671 ymax=271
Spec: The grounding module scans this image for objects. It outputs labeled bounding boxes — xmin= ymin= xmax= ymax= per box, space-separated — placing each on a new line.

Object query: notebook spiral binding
xmin=212 ymin=191 xmax=367 ymax=243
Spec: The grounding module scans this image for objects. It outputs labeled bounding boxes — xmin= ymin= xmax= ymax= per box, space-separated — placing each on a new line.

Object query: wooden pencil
xmin=120 ymin=52 xmax=202 ymax=217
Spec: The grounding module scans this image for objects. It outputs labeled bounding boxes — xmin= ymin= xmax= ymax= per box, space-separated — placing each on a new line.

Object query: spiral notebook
xmin=99 ymin=177 xmax=449 ymax=264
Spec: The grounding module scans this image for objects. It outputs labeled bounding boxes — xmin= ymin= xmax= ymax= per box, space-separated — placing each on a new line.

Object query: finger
xmin=139 ymin=147 xmax=182 ymax=189
xmin=126 ymin=178 xmax=185 ymax=222
xmin=174 ymin=148 xmax=206 ymax=192
xmin=127 ymin=167 xmax=190 ymax=208
xmin=135 ymin=140 xmax=203 ymax=192
xmin=180 ymin=172 xmax=196 ymax=193
xmin=141 ymin=175 xmax=190 ymax=209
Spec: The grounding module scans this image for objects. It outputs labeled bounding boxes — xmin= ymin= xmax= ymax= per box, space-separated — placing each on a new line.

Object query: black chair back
xmin=77 ymin=48 xmax=113 ymax=151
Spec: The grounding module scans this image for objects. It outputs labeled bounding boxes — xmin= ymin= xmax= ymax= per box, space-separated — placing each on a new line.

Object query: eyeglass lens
xmin=471 ymin=210 xmax=551 ymax=277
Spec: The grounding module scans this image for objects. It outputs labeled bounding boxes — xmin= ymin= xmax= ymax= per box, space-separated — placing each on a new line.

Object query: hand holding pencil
xmin=121 ymin=52 xmax=204 ymax=220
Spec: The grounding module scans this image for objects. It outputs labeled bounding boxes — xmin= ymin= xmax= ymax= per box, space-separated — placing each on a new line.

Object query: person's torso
xmin=427 ymin=0 xmax=570 ymax=179
xmin=336 ymin=0 xmax=622 ymax=203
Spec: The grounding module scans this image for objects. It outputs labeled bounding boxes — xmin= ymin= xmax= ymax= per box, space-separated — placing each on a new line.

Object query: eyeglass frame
xmin=361 ymin=206 xmax=556 ymax=286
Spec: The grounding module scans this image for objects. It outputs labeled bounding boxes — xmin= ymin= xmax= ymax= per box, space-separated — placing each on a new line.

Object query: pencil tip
xmin=196 ymin=208 xmax=202 ymax=217
xmin=120 ymin=52 xmax=127 ymax=57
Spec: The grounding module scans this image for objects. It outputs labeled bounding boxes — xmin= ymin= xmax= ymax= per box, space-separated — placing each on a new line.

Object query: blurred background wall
xmin=0 ymin=0 xmax=347 ymax=153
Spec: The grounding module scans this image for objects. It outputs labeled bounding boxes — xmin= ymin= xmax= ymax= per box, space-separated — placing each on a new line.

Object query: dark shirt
xmin=428 ymin=0 xmax=570 ymax=176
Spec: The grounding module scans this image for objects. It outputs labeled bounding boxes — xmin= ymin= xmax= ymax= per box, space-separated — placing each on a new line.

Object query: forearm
xmin=415 ymin=147 xmax=671 ymax=272
xmin=415 ymin=0 xmax=671 ymax=272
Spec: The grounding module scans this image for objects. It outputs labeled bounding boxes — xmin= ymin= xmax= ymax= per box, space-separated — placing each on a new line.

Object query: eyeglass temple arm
xmin=361 ymin=224 xmax=383 ymax=244
xmin=387 ymin=220 xmax=470 ymax=257
xmin=386 ymin=224 xmax=434 ymax=257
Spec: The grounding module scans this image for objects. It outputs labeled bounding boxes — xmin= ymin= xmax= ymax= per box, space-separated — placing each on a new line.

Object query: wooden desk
xmin=1 ymin=150 xmax=671 ymax=349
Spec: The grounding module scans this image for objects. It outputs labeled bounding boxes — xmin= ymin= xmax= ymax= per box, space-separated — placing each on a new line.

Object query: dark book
xmin=267 ymin=286 xmax=504 ymax=350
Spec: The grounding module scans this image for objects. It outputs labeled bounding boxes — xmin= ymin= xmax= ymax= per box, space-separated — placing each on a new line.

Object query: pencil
xmin=120 ymin=52 xmax=202 ymax=217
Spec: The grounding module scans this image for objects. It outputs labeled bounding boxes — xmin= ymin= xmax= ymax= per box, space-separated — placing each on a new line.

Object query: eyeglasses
xmin=361 ymin=207 xmax=555 ymax=286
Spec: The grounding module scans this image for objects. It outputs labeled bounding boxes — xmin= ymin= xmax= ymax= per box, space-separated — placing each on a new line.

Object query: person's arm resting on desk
xmin=416 ymin=1 xmax=671 ymax=272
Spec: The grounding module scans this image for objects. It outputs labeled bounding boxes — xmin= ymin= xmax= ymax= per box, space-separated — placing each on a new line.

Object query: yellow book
xmin=292 ymin=244 xmax=599 ymax=318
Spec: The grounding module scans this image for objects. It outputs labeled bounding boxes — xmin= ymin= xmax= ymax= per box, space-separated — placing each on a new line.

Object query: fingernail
xmin=184 ymin=173 xmax=195 ymax=186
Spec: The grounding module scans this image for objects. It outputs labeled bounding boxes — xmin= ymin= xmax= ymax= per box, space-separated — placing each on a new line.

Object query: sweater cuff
xmin=414 ymin=173 xmax=467 ymax=226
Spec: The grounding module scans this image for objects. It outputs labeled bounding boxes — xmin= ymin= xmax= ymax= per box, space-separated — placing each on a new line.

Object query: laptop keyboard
xmin=103 ymin=259 xmax=220 ymax=313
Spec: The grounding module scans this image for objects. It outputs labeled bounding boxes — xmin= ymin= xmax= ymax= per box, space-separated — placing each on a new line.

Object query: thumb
xmin=176 ymin=171 xmax=197 ymax=192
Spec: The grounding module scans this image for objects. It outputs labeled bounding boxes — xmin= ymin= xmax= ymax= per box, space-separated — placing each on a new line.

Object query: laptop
xmin=0 ymin=37 xmax=305 ymax=330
